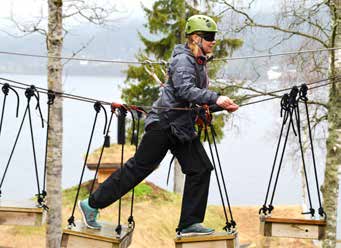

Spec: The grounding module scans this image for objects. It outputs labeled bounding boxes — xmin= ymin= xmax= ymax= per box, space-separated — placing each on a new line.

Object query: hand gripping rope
xmin=0 ymin=85 xmax=46 ymax=209
xmin=259 ymin=85 xmax=326 ymax=219
xmin=0 ymin=83 xmax=20 ymax=135
xmin=196 ymin=105 xmax=236 ymax=233
xmin=68 ymin=101 xmax=108 ymax=227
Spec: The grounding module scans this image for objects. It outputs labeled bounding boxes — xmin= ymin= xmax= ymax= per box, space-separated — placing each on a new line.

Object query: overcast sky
xmin=0 ymin=0 xmax=155 ymax=19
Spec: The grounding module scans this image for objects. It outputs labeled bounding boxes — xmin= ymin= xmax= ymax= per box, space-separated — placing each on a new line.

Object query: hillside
xmin=0 ymin=181 xmax=318 ymax=247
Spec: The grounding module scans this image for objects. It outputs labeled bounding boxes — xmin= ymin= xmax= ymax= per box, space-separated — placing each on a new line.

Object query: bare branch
xmin=220 ymin=0 xmax=329 ymax=47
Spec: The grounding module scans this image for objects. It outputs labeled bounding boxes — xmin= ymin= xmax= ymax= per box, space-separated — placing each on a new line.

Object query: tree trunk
xmin=46 ymin=0 xmax=63 ymax=247
xmin=322 ymin=1 xmax=341 ymax=247
xmin=173 ymin=159 xmax=184 ymax=193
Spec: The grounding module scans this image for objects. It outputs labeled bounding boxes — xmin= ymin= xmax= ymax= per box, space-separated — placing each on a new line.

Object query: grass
xmin=0 ymin=181 xmax=319 ymax=248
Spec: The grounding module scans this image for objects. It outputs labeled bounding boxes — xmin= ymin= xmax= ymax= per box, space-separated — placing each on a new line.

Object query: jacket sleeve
xmin=171 ymin=59 xmax=219 ymax=105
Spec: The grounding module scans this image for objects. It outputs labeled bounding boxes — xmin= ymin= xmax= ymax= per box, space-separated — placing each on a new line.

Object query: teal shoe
xmin=180 ymin=223 xmax=214 ymax=237
xmin=78 ymin=199 xmax=101 ymax=230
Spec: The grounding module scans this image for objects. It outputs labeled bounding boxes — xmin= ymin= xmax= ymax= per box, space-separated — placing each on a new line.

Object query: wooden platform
xmin=0 ymin=199 xmax=44 ymax=226
xmin=260 ymin=216 xmax=326 ymax=240
xmin=175 ymin=232 xmax=239 ymax=248
xmin=61 ymin=221 xmax=133 ymax=248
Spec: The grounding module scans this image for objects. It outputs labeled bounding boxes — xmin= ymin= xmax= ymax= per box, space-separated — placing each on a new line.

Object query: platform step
xmin=0 ymin=199 xmax=44 ymax=226
xmin=175 ymin=232 xmax=239 ymax=248
xmin=260 ymin=216 xmax=326 ymax=240
xmin=61 ymin=220 xmax=133 ymax=248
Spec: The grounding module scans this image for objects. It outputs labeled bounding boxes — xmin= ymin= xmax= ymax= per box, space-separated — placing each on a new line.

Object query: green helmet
xmin=185 ymin=15 xmax=218 ymax=35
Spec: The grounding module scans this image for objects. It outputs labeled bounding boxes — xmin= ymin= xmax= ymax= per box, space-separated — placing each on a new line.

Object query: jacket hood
xmin=172 ymin=44 xmax=193 ymax=58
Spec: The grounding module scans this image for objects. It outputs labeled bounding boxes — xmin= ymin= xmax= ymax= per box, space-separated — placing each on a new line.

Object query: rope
xmin=0 ymin=46 xmax=340 ymax=64
xmin=0 ymin=107 xmax=28 ymax=196
xmin=67 ymin=102 xmax=106 ymax=227
xmin=26 ymin=87 xmax=46 ymax=208
xmin=267 ymin=87 xmax=298 ymax=213
xmin=0 ymin=83 xmax=20 ymax=135
xmin=259 ymin=94 xmax=290 ymax=215
xmin=260 ymin=84 xmax=329 ymax=218
xmin=209 ymin=123 xmax=236 ymax=231
xmin=127 ymin=108 xmax=143 ymax=229
xmin=42 ymin=91 xmax=55 ymax=200
xmin=199 ymin=106 xmax=236 ymax=233
xmin=0 ymin=76 xmax=338 ymax=112
xmin=293 ymin=86 xmax=315 ymax=217
xmin=299 ymin=85 xmax=326 ymax=218
xmin=115 ymin=106 xmax=127 ymax=237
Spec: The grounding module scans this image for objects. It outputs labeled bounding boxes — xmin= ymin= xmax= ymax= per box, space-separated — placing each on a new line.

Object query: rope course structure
xmin=259 ymin=84 xmax=328 ymax=241
xmin=0 ymin=74 xmax=338 ymax=246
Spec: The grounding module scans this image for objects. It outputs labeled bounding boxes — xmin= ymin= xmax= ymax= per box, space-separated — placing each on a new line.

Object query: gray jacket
xmin=145 ymin=44 xmax=219 ymax=142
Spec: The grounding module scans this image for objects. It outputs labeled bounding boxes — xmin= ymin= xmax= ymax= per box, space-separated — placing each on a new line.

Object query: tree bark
xmin=322 ymin=1 xmax=341 ymax=247
xmin=46 ymin=0 xmax=63 ymax=247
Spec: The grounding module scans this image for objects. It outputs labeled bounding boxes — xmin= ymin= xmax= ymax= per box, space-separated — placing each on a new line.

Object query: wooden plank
xmin=264 ymin=217 xmax=326 ymax=226
xmin=0 ymin=199 xmax=43 ymax=213
xmin=260 ymin=217 xmax=326 ymax=240
xmin=175 ymin=232 xmax=239 ymax=248
xmin=61 ymin=221 xmax=133 ymax=248
xmin=0 ymin=199 xmax=44 ymax=226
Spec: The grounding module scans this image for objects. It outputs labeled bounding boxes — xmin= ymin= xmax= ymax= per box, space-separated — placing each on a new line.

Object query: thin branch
xmin=221 ymin=0 xmax=329 ymax=47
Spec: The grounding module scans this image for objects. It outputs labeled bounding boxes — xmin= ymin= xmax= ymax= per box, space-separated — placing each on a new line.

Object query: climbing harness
xmin=259 ymin=84 xmax=326 ymax=219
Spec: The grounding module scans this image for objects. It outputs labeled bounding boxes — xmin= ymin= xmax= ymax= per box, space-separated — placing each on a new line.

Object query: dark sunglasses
xmin=197 ymin=32 xmax=216 ymax=42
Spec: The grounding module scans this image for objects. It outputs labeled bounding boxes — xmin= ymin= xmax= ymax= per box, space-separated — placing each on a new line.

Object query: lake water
xmin=0 ymin=73 xmax=339 ymax=238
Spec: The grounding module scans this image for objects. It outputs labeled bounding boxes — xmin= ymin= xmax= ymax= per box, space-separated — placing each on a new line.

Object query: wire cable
xmin=0 ymin=46 xmax=340 ymax=64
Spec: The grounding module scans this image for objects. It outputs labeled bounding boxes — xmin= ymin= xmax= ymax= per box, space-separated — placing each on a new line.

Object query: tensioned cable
xmin=0 ymin=76 xmax=338 ymax=112
xmin=0 ymin=46 xmax=340 ymax=65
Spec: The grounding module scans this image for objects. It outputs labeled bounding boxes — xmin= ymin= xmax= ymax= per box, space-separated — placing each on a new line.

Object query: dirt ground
xmin=0 ymin=202 xmax=319 ymax=248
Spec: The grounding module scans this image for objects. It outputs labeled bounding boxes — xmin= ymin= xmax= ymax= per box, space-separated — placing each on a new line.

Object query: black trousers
xmin=89 ymin=122 xmax=213 ymax=230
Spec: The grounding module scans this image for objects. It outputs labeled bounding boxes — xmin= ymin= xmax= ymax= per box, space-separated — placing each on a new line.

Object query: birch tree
xmin=46 ymin=1 xmax=63 ymax=247
xmin=2 ymin=1 xmax=121 ymax=247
